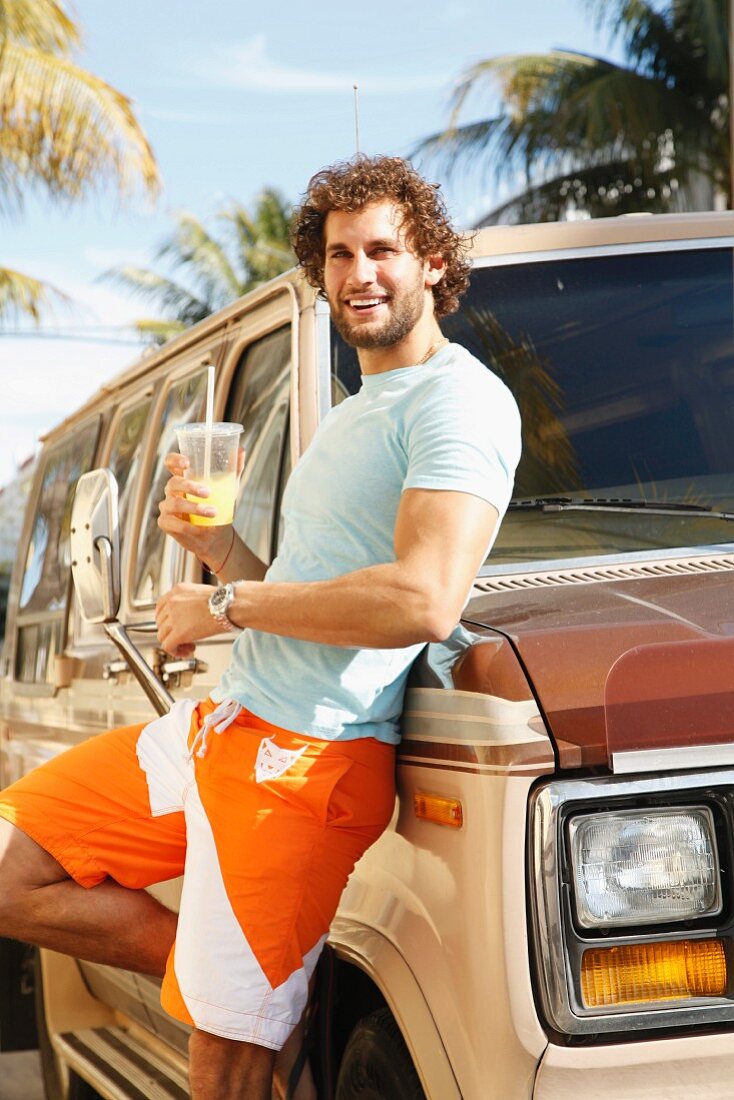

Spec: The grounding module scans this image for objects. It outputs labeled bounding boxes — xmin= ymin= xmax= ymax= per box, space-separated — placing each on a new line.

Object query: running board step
xmin=56 ymin=1027 xmax=189 ymax=1100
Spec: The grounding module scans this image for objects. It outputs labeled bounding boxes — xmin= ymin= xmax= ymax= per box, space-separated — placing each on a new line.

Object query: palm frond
xmin=584 ymin=0 xmax=727 ymax=88
xmin=218 ymin=190 xmax=294 ymax=284
xmin=0 ymin=40 xmax=159 ymax=212
xmin=476 ymin=158 xmax=687 ymax=225
xmin=412 ymin=117 xmax=513 ymax=183
xmin=101 ymin=265 xmax=209 ymax=324
xmin=131 ymin=318 xmax=187 ymax=345
xmin=675 ymin=0 xmax=728 ymax=88
xmin=0 ymin=0 xmax=78 ymax=52
xmin=464 ymin=307 xmax=581 ymax=494
xmin=156 ymin=211 xmax=241 ymax=303
xmin=421 ymin=44 xmax=724 ymax=200
xmin=0 ymin=265 xmax=71 ymax=324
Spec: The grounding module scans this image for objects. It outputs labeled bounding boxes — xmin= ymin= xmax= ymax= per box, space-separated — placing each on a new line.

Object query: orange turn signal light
xmin=413 ymin=792 xmax=463 ymax=829
xmin=581 ymin=939 xmax=727 ymax=1008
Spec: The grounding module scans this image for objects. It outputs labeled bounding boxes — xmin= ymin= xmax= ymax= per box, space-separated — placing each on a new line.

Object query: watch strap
xmin=208 ymin=582 xmax=241 ymax=633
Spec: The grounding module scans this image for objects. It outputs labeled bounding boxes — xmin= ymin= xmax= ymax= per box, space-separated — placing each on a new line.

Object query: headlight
xmin=569 ymin=806 xmax=721 ymax=928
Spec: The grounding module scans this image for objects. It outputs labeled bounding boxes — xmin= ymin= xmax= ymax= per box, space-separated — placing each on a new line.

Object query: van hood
xmin=463 ymin=561 xmax=734 ymax=769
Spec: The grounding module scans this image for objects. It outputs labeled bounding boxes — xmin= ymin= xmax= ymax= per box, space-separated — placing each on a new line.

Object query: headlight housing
xmin=530 ymin=772 xmax=734 ymax=1037
xmin=568 ymin=806 xmax=721 ymax=929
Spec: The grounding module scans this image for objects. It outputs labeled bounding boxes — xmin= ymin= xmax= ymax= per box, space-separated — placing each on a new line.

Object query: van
xmin=2 ymin=211 xmax=734 ymax=1099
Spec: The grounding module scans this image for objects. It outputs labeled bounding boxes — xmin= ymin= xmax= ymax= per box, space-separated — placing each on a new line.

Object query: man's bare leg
xmin=0 ymin=818 xmax=175 ymax=974
xmin=0 ymin=818 xmax=315 ymax=1094
xmin=190 ymin=1031 xmax=275 ymax=1100
xmin=272 ymin=1010 xmax=317 ymax=1100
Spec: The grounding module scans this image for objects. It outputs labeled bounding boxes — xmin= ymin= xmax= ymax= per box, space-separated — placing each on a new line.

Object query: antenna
xmin=353 ymin=83 xmax=360 ymax=155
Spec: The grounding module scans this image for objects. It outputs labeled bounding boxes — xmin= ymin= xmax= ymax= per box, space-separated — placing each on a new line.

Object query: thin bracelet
xmin=206 ymin=528 xmax=235 ymax=576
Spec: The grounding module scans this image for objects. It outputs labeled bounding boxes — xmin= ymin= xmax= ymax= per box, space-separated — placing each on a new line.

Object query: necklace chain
xmin=417 ymin=336 xmax=449 ymax=365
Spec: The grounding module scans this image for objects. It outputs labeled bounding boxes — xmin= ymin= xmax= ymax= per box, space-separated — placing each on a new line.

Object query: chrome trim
xmin=314 ymin=296 xmax=332 ymax=421
xmin=473 ymin=550 xmax=734 ymax=597
xmin=103 ymin=621 xmax=173 ymax=716
xmin=530 ymin=769 xmax=734 ymax=1036
xmin=472 ymin=235 xmax=734 ymax=270
xmin=612 ymin=743 xmax=734 ymax=774
xmin=477 ymin=541 xmax=734 ymax=580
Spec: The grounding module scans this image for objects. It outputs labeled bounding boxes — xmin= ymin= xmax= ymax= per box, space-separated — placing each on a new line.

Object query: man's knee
xmin=0 ymin=817 xmax=68 ymax=926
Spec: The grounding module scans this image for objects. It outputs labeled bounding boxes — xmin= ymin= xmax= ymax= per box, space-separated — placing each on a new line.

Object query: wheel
xmin=34 ymin=950 xmax=102 ymax=1100
xmin=335 ymin=1007 xmax=426 ymax=1100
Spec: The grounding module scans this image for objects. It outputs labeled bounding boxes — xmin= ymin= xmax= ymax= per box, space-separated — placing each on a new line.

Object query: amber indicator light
xmin=413 ymin=792 xmax=463 ymax=828
xmin=581 ymin=939 xmax=727 ymax=1008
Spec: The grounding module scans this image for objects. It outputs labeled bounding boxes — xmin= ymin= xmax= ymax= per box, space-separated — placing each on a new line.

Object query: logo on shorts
xmin=255 ymin=736 xmax=307 ymax=784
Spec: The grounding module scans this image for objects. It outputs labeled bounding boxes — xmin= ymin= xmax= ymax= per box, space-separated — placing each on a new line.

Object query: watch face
xmin=208 ymin=583 xmax=239 ymax=632
xmin=209 ymin=584 xmax=232 ymax=618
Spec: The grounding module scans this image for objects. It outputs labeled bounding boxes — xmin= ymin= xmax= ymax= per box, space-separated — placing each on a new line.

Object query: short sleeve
xmin=403 ymin=361 xmax=521 ymax=515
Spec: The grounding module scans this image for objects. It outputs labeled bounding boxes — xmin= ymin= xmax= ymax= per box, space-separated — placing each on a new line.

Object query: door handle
xmin=102 ymin=659 xmax=129 ymax=681
xmin=161 ymin=657 xmax=208 ymax=687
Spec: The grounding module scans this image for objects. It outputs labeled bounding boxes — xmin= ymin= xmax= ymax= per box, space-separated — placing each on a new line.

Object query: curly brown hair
xmin=291 ymin=155 xmax=472 ymax=318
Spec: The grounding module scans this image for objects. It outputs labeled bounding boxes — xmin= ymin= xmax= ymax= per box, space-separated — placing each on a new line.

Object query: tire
xmin=335 ymin=1007 xmax=426 ymax=1100
xmin=33 ymin=950 xmax=101 ymax=1100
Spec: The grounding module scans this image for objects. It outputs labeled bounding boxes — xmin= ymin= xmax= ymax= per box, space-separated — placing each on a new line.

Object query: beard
xmin=329 ymin=270 xmax=426 ymax=349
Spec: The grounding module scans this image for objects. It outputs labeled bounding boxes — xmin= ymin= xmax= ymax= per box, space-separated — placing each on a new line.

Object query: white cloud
xmin=191 ymin=34 xmax=448 ymax=94
xmin=0 ymin=337 xmax=141 ymax=486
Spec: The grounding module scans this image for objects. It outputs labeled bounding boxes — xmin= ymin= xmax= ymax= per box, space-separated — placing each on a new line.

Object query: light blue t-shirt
xmin=213 ymin=342 xmax=521 ymax=744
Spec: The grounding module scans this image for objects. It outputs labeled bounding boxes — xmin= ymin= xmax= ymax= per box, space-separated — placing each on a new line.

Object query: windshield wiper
xmin=508 ymin=497 xmax=734 ymax=521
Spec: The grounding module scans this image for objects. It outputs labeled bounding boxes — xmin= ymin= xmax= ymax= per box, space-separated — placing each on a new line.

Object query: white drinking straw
xmin=204 ymin=365 xmax=215 ymax=480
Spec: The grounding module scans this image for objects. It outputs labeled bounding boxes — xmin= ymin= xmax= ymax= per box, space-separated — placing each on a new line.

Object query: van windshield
xmin=332 ymin=243 xmax=734 ymax=566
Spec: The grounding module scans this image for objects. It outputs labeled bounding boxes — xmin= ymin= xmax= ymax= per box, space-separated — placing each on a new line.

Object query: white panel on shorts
xmin=173 ymin=780 xmax=326 ymax=1049
xmin=135 ymin=699 xmax=197 ymax=816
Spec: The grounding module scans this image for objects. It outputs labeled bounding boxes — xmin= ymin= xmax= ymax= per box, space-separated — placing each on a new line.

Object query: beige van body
xmin=2 ymin=212 xmax=734 ymax=1098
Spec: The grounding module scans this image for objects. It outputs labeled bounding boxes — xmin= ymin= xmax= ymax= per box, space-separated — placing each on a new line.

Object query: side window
xmin=133 ymin=371 xmax=208 ymax=605
xmin=106 ymin=396 xmax=153 ymax=551
xmin=227 ymin=327 xmax=291 ymax=565
xmin=330 ymin=327 xmax=361 ymax=404
xmin=15 ymin=418 xmax=100 ymax=684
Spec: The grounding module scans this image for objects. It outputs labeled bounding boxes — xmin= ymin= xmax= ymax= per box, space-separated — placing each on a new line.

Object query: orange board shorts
xmin=0 ymin=697 xmax=396 ymax=1049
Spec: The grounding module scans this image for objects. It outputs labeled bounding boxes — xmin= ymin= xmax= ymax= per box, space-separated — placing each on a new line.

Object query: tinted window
xmin=447 ymin=248 xmax=734 ymax=561
xmin=333 ymin=247 xmax=734 ymax=562
xmin=227 ymin=327 xmax=291 ymax=565
xmin=16 ymin=418 xmax=100 ymax=683
xmin=107 ymin=396 xmax=153 ymax=550
xmin=331 ymin=334 xmax=361 ymax=400
xmin=133 ymin=372 xmax=207 ymax=604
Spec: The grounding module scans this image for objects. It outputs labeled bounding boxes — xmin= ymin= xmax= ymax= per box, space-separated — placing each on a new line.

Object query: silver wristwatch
xmin=207 ymin=582 xmax=241 ymax=633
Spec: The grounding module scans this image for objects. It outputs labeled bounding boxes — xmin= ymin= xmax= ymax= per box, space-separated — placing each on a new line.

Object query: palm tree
xmin=415 ymin=0 xmax=729 ymax=223
xmin=104 ymin=190 xmax=295 ymax=344
xmin=0 ymin=0 xmax=159 ymax=321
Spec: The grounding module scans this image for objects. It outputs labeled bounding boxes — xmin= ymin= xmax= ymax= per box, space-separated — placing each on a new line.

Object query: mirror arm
xmin=103 ymin=621 xmax=174 ymax=717
xmin=96 ymin=536 xmax=116 ymax=623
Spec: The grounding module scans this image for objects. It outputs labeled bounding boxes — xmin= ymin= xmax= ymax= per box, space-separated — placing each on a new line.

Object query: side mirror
xmin=70 ymin=469 xmax=121 ymax=623
xmin=69 ymin=468 xmax=174 ymax=716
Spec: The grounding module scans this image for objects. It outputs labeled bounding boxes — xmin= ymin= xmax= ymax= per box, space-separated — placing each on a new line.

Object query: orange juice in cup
xmin=175 ymin=423 xmax=242 ymax=527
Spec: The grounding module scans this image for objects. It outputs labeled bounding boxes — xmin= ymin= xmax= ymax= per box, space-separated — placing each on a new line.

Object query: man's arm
xmin=155 ymin=488 xmax=499 ymax=655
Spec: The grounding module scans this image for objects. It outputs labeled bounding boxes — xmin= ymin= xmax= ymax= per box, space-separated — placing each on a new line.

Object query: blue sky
xmin=0 ymin=0 xmax=620 ymax=483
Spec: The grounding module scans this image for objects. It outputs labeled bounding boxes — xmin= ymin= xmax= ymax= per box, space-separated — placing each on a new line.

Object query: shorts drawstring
xmin=189 ymin=699 xmax=243 ymax=759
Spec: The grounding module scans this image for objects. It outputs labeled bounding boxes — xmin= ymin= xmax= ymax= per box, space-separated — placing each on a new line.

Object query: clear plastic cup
xmin=175 ymin=422 xmax=242 ymax=527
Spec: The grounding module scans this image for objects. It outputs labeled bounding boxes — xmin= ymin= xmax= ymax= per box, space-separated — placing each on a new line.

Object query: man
xmin=0 ymin=156 xmax=521 ymax=1100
